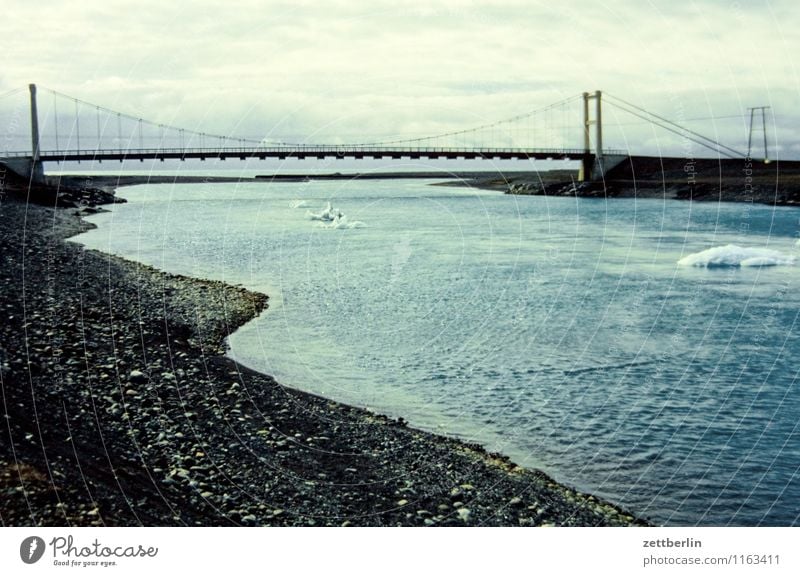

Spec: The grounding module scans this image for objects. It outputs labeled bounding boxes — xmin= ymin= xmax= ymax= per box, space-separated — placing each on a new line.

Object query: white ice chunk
xmin=678 ymin=244 xmax=796 ymax=267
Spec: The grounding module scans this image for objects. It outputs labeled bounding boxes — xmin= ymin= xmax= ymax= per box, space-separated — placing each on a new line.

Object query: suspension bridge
xmin=0 ymin=84 xmax=751 ymax=185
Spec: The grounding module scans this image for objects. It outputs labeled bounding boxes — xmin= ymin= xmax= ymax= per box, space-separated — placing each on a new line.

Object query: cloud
xmin=1 ymin=0 xmax=798 ymax=157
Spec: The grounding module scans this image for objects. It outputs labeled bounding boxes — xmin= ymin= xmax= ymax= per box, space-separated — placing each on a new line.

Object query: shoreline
xmin=444 ymin=157 xmax=800 ymax=207
xmin=0 ymin=182 xmax=646 ymax=526
xmin=48 ymin=170 xmax=546 ymax=192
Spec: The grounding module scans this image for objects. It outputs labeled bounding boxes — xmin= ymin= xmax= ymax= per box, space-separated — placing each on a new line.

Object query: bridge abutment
xmin=1 ymin=158 xmax=45 ymax=185
xmin=591 ymin=154 xmax=627 ymax=181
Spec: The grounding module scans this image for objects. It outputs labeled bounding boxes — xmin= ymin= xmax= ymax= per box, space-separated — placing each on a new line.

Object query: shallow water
xmin=74 ymin=179 xmax=800 ymax=526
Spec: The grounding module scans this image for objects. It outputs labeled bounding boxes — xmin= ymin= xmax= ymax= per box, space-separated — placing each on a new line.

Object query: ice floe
xmin=678 ymin=244 xmax=796 ymax=267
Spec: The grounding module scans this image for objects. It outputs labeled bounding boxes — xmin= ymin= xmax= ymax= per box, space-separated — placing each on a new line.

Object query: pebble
xmin=170 ymin=468 xmax=190 ymax=479
xmin=129 ymin=370 xmax=147 ymax=384
xmin=0 ymin=199 xmax=645 ymax=529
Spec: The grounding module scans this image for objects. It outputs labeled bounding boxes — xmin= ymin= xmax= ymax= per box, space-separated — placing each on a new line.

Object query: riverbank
xmin=46 ymin=170 xmax=541 ymax=192
xmin=438 ymin=156 xmax=800 ymax=207
xmin=0 ymin=180 xmax=645 ymax=526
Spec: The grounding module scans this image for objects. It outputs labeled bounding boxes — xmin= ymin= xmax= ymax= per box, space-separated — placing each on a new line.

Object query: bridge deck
xmin=3 ymin=147 xmax=626 ymax=163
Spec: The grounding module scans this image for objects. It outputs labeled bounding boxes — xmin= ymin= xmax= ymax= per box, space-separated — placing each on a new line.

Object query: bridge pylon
xmin=3 ymin=84 xmax=47 ymax=184
xmin=581 ymin=90 xmax=606 ymax=181
xmin=26 ymin=83 xmax=45 ymax=184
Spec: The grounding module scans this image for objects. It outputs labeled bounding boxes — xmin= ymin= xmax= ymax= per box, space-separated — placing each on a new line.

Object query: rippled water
xmin=74 ymin=178 xmax=800 ymax=526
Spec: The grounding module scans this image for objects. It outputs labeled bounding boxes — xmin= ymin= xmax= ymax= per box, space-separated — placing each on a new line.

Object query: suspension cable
xmin=604 ymin=99 xmax=741 ymax=159
xmin=351 ymin=94 xmax=583 ymax=147
xmin=95 ymin=106 xmax=101 ymax=152
xmin=9 ymin=85 xmax=756 ymax=157
xmin=53 ymin=92 xmax=60 ymax=154
xmin=36 ymin=85 xmax=589 ymax=151
xmin=0 ymin=87 xmax=24 ymax=100
xmin=75 ymin=99 xmax=80 ymax=153
xmin=604 ymin=92 xmax=744 ymax=158
xmin=40 ymin=85 xmax=265 ymax=148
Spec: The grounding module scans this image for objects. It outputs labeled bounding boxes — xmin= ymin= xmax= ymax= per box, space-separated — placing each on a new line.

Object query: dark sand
xmin=0 ymin=175 xmax=644 ymax=527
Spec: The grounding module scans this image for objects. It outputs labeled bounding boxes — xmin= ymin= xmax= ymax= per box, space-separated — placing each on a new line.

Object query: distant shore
xmin=40 ymin=154 xmax=800 ymax=209
xmin=0 ymin=173 xmax=645 ymax=527
xmin=46 ymin=170 xmax=536 ymax=195
xmin=440 ymin=156 xmax=800 ymax=207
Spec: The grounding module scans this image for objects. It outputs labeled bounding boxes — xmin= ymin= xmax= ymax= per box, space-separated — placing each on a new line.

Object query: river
xmin=74 ymin=177 xmax=800 ymax=526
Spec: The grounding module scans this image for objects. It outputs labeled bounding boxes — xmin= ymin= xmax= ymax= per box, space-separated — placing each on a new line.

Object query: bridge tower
xmin=581 ymin=90 xmax=603 ymax=181
xmin=27 ymin=84 xmax=45 ymax=183
xmin=3 ymin=84 xmax=46 ymax=184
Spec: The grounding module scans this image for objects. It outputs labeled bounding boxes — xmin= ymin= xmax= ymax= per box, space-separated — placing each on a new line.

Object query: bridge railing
xmin=3 ymin=146 xmax=628 ymax=159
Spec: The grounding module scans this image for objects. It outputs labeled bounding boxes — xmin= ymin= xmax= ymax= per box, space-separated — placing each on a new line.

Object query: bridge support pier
xmin=580 ymin=153 xmax=594 ymax=182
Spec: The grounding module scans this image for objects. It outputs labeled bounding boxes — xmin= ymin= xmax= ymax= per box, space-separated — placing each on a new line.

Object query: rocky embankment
xmin=0 ymin=180 xmax=645 ymax=527
xmin=454 ymin=157 xmax=800 ymax=206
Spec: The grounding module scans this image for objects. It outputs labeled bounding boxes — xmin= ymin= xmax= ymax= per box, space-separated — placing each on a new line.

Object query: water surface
xmin=74 ymin=178 xmax=800 ymax=526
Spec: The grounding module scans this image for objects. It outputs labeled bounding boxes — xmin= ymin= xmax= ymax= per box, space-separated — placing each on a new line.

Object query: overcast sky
xmin=2 ymin=0 xmax=798 ymax=157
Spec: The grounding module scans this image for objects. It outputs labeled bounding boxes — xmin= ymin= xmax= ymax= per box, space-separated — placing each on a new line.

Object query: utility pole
xmin=747 ymin=106 xmax=770 ymax=163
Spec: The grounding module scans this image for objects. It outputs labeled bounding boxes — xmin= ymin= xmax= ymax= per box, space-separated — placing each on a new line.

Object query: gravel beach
xmin=0 ymin=181 xmax=645 ymax=527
